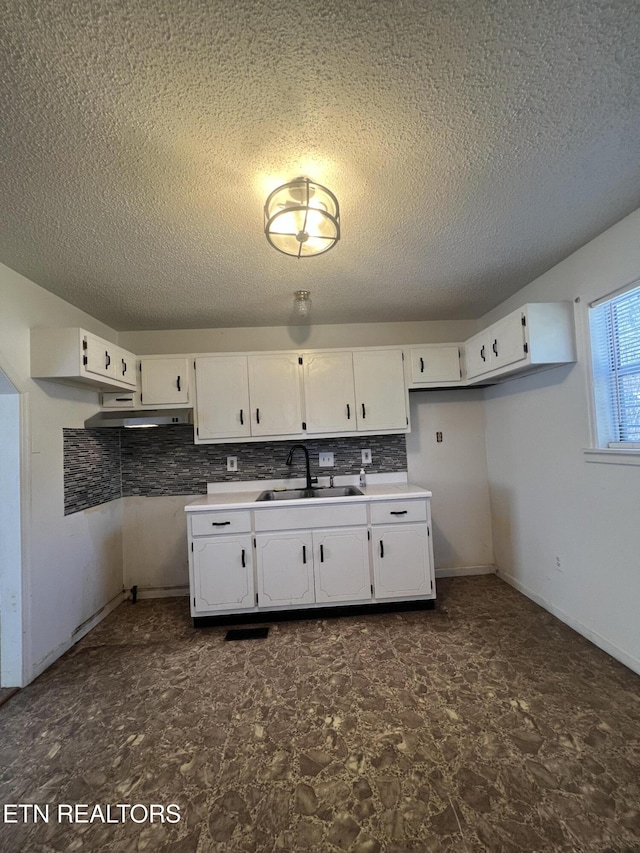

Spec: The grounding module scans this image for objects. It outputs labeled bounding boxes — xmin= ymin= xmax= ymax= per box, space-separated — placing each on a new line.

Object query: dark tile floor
xmin=1 ymin=576 xmax=639 ymax=852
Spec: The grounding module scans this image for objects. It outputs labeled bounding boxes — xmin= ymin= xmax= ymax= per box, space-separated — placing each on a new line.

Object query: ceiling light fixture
xmin=264 ymin=177 xmax=340 ymax=258
xmin=293 ymin=290 xmax=312 ymax=318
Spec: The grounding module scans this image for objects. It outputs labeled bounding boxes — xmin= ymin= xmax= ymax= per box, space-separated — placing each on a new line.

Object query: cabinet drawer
xmin=370 ymin=500 xmax=427 ymax=524
xmin=190 ymin=510 xmax=252 ymax=537
xmin=254 ymin=502 xmax=367 ymax=532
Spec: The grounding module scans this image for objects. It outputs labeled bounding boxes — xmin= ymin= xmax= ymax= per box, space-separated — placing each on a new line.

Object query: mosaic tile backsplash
xmin=64 ymin=426 xmax=407 ymax=512
xmin=63 ymin=429 xmax=121 ymax=515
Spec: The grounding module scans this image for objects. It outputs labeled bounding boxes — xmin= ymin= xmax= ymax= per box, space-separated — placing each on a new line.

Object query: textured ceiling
xmin=1 ymin=0 xmax=639 ymax=331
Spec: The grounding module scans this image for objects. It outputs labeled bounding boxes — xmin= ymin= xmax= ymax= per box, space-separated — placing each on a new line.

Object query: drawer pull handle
xmin=256 ymin=408 xmax=260 ymax=424
xmin=241 ymin=549 xmax=246 ymax=568
xmin=480 ymin=345 xmax=486 ymax=362
xmin=105 ymin=351 xmax=111 ymax=368
xmin=379 ymin=540 xmax=384 ymax=558
xmin=362 ymin=403 xmax=366 ymax=419
xmin=122 ymin=359 xmax=127 ymax=375
xmin=390 ymin=510 xmax=408 ymax=515
xmin=177 ymin=375 xmax=181 ymax=392
xmin=302 ymin=545 xmax=307 ymax=564
xmin=320 ymin=544 xmax=324 ymax=562
xmin=211 ymin=521 xmax=231 ymax=526
xmin=346 ymin=403 xmax=350 ymax=420
xmin=492 ymin=339 xmax=498 ymax=357
xmin=239 ymin=408 xmax=244 ymax=425
xmin=420 ymin=356 xmax=424 ymax=373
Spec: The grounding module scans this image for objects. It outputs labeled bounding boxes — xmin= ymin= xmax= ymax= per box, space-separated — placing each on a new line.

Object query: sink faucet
xmin=285 ymin=444 xmax=313 ymax=490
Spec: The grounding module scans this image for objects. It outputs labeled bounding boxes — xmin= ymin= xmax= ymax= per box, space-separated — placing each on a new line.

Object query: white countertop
xmin=185 ymin=476 xmax=431 ymax=512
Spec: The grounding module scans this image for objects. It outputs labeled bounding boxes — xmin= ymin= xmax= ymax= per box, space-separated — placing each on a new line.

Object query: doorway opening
xmin=0 ymin=367 xmax=24 ymax=687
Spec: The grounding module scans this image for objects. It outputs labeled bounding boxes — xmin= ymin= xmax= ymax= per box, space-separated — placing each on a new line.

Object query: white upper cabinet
xmin=302 ymin=351 xmax=357 ymax=434
xmin=352 ymin=349 xmax=408 ymax=431
xmin=195 ymin=355 xmax=251 ymax=440
xmin=140 ymin=357 xmax=190 ymax=406
xmin=464 ymin=303 xmax=575 ymax=383
xmin=406 ymin=345 xmax=462 ymax=387
xmin=30 ymin=327 xmax=137 ymax=391
xmin=247 ymin=353 xmax=304 ymax=437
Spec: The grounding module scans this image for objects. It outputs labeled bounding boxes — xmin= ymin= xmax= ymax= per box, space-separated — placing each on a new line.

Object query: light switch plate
xmin=319 ymin=452 xmax=334 ymax=467
xmin=227 ymin=456 xmax=238 ymax=472
xmin=361 ymin=449 xmax=372 ymax=464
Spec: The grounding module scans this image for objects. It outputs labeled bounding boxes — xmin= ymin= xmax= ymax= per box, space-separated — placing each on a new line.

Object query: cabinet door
xmin=192 ymin=534 xmax=254 ymax=612
xmin=195 ymin=356 xmax=251 ymax=439
xmin=372 ymin=523 xmax=433 ymax=599
xmin=409 ymin=346 xmax=461 ymax=384
xmin=491 ymin=310 xmax=527 ymax=371
xmin=313 ymin=528 xmax=371 ymax=603
xmin=303 ymin=351 xmax=357 ymax=434
xmin=84 ymin=333 xmax=116 ymax=380
xmin=255 ymin=532 xmax=314 ymax=606
xmin=112 ymin=346 xmax=137 ymax=388
xmin=464 ymin=332 xmax=492 ymax=379
xmin=352 ymin=350 xmax=408 ymax=431
xmin=248 ymin=354 xmax=303 ymax=437
xmin=140 ymin=357 xmax=190 ymax=405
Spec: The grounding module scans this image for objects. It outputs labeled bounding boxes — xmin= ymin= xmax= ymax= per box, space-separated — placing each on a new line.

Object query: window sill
xmin=583 ymin=448 xmax=640 ymax=466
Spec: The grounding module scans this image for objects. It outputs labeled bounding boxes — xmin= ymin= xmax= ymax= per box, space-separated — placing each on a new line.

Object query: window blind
xmin=590 ymin=283 xmax=640 ymax=445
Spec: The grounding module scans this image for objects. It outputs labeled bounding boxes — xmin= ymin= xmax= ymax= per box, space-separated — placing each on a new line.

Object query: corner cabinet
xmin=31 ymin=328 xmax=137 ymax=392
xmin=187 ymin=495 xmax=435 ymax=621
xmin=464 ymin=303 xmax=575 ymax=384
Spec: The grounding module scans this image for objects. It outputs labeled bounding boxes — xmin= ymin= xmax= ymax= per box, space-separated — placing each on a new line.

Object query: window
xmin=589 ymin=281 xmax=640 ymax=448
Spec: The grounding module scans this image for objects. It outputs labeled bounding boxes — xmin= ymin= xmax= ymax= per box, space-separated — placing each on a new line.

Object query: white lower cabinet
xmin=255 ymin=527 xmax=372 ymax=607
xmin=256 ymin=531 xmax=315 ymax=607
xmin=187 ymin=495 xmax=435 ymax=618
xmin=191 ymin=534 xmax=254 ymax=613
xmin=313 ymin=528 xmax=371 ymax=604
xmin=372 ymin=518 xmax=434 ymax=599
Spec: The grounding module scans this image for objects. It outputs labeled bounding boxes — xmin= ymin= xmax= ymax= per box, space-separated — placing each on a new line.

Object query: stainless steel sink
xmin=256 ymin=486 xmax=364 ymax=501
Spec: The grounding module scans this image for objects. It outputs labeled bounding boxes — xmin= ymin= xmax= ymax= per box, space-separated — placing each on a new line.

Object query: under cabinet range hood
xmin=84 ymin=409 xmax=193 ymax=429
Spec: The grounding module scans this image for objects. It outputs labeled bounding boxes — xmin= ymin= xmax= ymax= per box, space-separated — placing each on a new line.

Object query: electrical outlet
xmin=319 ymin=452 xmax=334 ymax=467
xmin=227 ymin=456 xmax=238 ymax=472
xmin=361 ymin=449 xmax=372 ymax=464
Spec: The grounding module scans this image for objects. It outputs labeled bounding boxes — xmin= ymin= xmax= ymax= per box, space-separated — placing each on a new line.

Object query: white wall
xmin=480 ymin=208 xmax=640 ymax=674
xmin=122 ymin=495 xmax=196 ymax=597
xmin=407 ymin=390 xmax=494 ymax=573
xmin=0 ymin=262 xmax=124 ymax=684
xmin=119 ymin=319 xmax=477 ymax=355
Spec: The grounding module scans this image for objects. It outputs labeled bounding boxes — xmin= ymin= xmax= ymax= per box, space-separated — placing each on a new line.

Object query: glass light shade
xmin=265 ymin=178 xmax=340 ymax=258
xmin=293 ymin=290 xmax=312 ymax=317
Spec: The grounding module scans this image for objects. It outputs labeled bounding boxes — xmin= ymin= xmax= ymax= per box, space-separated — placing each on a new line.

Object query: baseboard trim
xmin=135 ymin=586 xmax=190 ymax=600
xmin=496 ymin=568 xmax=640 ymax=677
xmin=30 ymin=591 xmax=126 ymax=683
xmin=436 ymin=565 xmax=495 ymax=578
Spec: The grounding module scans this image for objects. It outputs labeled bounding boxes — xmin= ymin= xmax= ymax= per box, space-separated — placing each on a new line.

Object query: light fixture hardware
xmin=293 ymin=290 xmax=312 ymax=318
xmin=264 ymin=177 xmax=340 ymax=258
